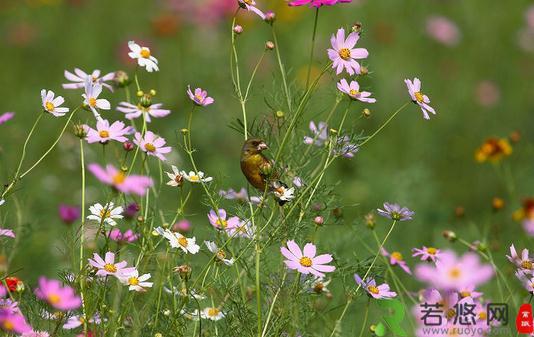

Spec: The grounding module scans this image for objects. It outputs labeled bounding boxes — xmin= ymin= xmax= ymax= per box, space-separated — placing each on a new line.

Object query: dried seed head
xmin=442 ymin=230 xmax=457 ymax=242
xmin=73 ymin=123 xmax=87 ymax=139
xmin=352 ymin=22 xmax=363 ymax=34
xmin=365 ymin=212 xmax=376 ymax=229
xmin=113 ymin=70 xmax=130 ymax=88
xmin=362 ymin=108 xmax=371 ymax=118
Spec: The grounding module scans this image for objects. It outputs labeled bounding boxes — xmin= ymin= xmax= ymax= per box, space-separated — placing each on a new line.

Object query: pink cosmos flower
xmin=88 ymin=163 xmax=153 ymax=196
xmin=280 ymin=241 xmax=335 ymax=277
xmin=404 ymin=78 xmax=436 ymax=120
xmin=237 ymin=0 xmax=266 ymax=20
xmin=21 ymin=331 xmax=50 ymax=337
xmin=0 ymin=112 xmax=14 ymax=125
xmin=117 ymin=102 xmax=170 ymax=122
xmin=0 ymin=310 xmax=32 ymax=334
xmin=337 ymin=79 xmax=376 ymax=103
xmin=415 ymin=250 xmax=493 ymax=291
xmin=63 ymin=68 xmax=114 ymax=91
xmin=85 ymin=119 xmax=130 ymax=144
xmin=354 ymin=274 xmax=396 ymax=299
xmin=381 ymin=248 xmax=412 ymax=274
xmin=41 ymin=90 xmax=69 ymax=117
xmin=82 ymin=79 xmax=110 ymax=121
xmin=458 ymin=285 xmax=483 ymax=300
xmin=304 ymin=121 xmax=328 ymax=147
xmin=208 ymin=209 xmax=241 ymax=230
xmin=412 ymin=246 xmax=441 ymax=262
xmin=187 ymin=86 xmax=214 ymax=106
xmin=63 ymin=313 xmax=101 ymax=329
xmin=34 ymin=277 xmax=81 ymax=311
xmin=0 ymin=228 xmax=15 ymax=238
xmin=58 ymin=204 xmax=80 ymax=225
xmin=425 ymin=16 xmax=461 ymax=47
xmin=327 ymin=28 xmax=368 ymax=75
xmin=108 ymin=228 xmax=139 ymax=243
xmin=172 ymin=219 xmax=192 ymax=233
xmin=289 ymin=0 xmax=351 ymax=8
xmin=88 ymin=252 xmax=133 ymax=277
xmin=219 ymin=188 xmax=262 ymax=205
xmin=507 ymin=244 xmax=533 ymax=274
xmin=133 ymin=131 xmax=172 ymax=161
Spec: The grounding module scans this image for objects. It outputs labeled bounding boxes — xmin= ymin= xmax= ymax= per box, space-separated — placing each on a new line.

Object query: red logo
xmin=516 ymin=303 xmax=534 ymax=334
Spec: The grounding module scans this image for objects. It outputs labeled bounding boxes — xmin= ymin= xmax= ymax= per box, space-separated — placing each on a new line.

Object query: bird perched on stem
xmin=240 ymin=138 xmax=294 ymax=205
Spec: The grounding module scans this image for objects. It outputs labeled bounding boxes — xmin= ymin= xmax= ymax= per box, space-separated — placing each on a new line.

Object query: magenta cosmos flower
xmin=412 ymin=246 xmax=441 ymax=262
xmin=63 ymin=68 xmax=115 ymax=91
xmin=404 ymin=78 xmax=436 ymax=120
xmin=85 ymin=119 xmax=130 ymax=144
xmin=327 ymin=28 xmax=368 ymax=75
xmin=88 ymin=252 xmax=134 ymax=277
xmin=354 ymin=274 xmax=396 ymax=299
xmin=108 ymin=228 xmax=139 ymax=243
xmin=34 ymin=277 xmax=81 ymax=311
xmin=237 ymin=0 xmax=266 ymax=19
xmin=337 ymin=79 xmax=376 ymax=103
xmin=58 ymin=204 xmax=80 ymax=225
xmin=0 ymin=228 xmax=15 ymax=238
xmin=0 ymin=310 xmax=32 ymax=334
xmin=133 ymin=131 xmax=172 ymax=161
xmin=88 ymin=163 xmax=153 ymax=196
xmin=289 ymin=0 xmax=351 ymax=7
xmin=208 ymin=209 xmax=241 ymax=231
xmin=415 ymin=250 xmax=493 ymax=291
xmin=187 ymin=86 xmax=214 ymax=106
xmin=381 ymin=248 xmax=411 ymax=274
xmin=0 ymin=112 xmax=14 ymax=125
xmin=117 ymin=102 xmax=170 ymax=122
xmin=281 ymin=241 xmax=335 ymax=277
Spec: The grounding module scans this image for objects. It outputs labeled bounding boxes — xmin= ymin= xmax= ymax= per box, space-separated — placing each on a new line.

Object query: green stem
xmin=358 ymin=102 xmax=409 ymax=148
xmin=357 ymin=299 xmax=370 ymax=337
xmin=305 ymin=8 xmax=320 ymax=90
xmin=78 ymin=139 xmax=88 ymax=335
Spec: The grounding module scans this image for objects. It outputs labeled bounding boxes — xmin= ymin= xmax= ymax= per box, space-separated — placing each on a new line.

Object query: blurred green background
xmin=1 ymin=0 xmax=534 ymax=300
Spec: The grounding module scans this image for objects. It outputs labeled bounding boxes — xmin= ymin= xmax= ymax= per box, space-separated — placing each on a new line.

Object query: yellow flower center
xmin=45 ymin=101 xmax=55 ymax=111
xmin=189 ymin=175 xmax=200 ymax=182
xmin=195 ymin=94 xmax=204 ymax=102
xmin=2 ymin=320 xmax=14 ymax=331
xmin=338 ymin=48 xmax=351 ymax=60
xmin=99 ymin=130 xmax=110 ymax=138
xmin=216 ymin=250 xmax=226 ymax=259
xmin=178 ymin=237 xmax=188 ymax=247
xmin=140 ymin=48 xmax=151 ymax=58
xmin=478 ymin=311 xmax=487 ymax=321
xmin=460 ymin=291 xmax=471 ymax=298
xmin=299 ymin=256 xmax=313 ymax=267
xmin=144 ymin=143 xmax=156 ymax=152
xmin=88 ymin=97 xmax=97 ymax=107
xmin=414 ymin=91 xmax=425 ymax=103
xmin=446 ymin=308 xmax=456 ymax=320
xmin=449 ymin=267 xmax=461 ymax=279
xmin=367 ymin=285 xmax=379 ymax=294
xmin=48 ymin=293 xmax=61 ymax=304
xmin=391 ymin=251 xmax=403 ymax=261
xmin=104 ymin=263 xmax=117 ymax=273
xmin=128 ymin=277 xmax=139 ymax=286
xmin=216 ymin=219 xmax=228 ymax=228
xmin=113 ymin=172 xmax=126 ymax=185
xmin=349 ymin=89 xmax=360 ymax=96
xmin=427 ymin=247 xmax=437 ymax=255
xmin=522 ymin=260 xmax=533 ymax=270
xmin=313 ymin=282 xmax=324 ymax=293
xmin=99 ymin=209 xmax=111 ymax=218
xmin=208 ymin=307 xmax=220 ymax=317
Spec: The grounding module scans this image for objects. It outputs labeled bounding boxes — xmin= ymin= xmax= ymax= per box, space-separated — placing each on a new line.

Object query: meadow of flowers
xmin=1 ymin=0 xmax=534 ymax=336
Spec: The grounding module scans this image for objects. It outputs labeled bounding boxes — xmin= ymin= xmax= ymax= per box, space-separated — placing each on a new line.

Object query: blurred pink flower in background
xmin=173 ymin=219 xmax=192 ymax=233
xmin=108 ymin=228 xmax=139 ymax=243
xmin=289 ymin=0 xmax=352 ymax=8
xmin=165 ymin=0 xmax=235 ymax=26
xmin=0 ymin=310 xmax=32 ymax=334
xmin=0 ymin=112 xmax=14 ymax=125
xmin=526 ymin=5 xmax=534 ymax=29
xmin=58 ymin=204 xmax=80 ymax=225
xmin=123 ymin=202 xmax=139 ymax=219
xmin=88 ymin=163 xmax=153 ymax=196
xmin=0 ymin=228 xmax=15 ymax=238
xmin=34 ymin=277 xmax=81 ymax=311
xmin=425 ymin=16 xmax=461 ymax=47
xmin=475 ymin=80 xmax=500 ymax=107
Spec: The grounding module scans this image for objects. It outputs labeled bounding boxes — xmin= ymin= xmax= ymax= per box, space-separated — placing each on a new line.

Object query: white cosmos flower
xmin=154 ymin=226 xmax=200 ymax=254
xmin=163 ymin=286 xmax=206 ymax=300
xmin=165 ymin=165 xmax=183 ymax=187
xmin=82 ymin=79 xmax=110 ymax=121
xmin=87 ymin=202 xmax=123 ymax=226
xmin=273 ymin=183 xmax=295 ymax=202
xmin=305 ymin=276 xmax=331 ymax=294
xmin=63 ymin=68 xmax=114 ymax=91
xmin=41 ymin=90 xmax=69 ymax=117
xmin=180 ymin=309 xmax=200 ymax=321
xmin=128 ymin=41 xmax=159 ymax=72
xmin=201 ymin=307 xmax=225 ymax=321
xmin=180 ymin=170 xmax=213 ymax=183
xmin=204 ymin=241 xmax=235 ymax=266
xmin=118 ymin=269 xmax=153 ymax=292
xmin=0 ymin=199 xmax=4 ymax=206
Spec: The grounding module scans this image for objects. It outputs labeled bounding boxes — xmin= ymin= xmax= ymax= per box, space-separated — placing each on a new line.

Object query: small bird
xmin=240 ymin=138 xmax=294 ymax=205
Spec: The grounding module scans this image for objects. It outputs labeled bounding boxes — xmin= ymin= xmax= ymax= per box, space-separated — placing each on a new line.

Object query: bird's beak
xmin=257 ymin=142 xmax=268 ymax=151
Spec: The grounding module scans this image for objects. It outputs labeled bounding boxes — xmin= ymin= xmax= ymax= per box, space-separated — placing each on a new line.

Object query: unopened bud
xmin=352 ymin=22 xmax=363 ymax=34
xmin=365 ymin=213 xmax=376 ymax=229
xmin=332 ymin=207 xmax=343 ymax=218
xmin=137 ymin=215 xmax=145 ymax=224
xmin=442 ymin=230 xmax=457 ymax=242
xmin=180 ymin=128 xmax=189 ymax=135
xmin=492 ymin=197 xmax=504 ymax=211
xmin=312 ymin=202 xmax=324 ymax=211
xmin=73 ymin=124 xmax=87 ymax=139
xmin=174 ymin=264 xmax=192 ymax=280
xmin=313 ymin=216 xmax=324 ymax=226
xmin=369 ymin=324 xmax=376 ymax=332
xmin=264 ymin=11 xmax=276 ymax=23
xmin=454 ymin=206 xmax=465 ymax=218
xmin=140 ymin=93 xmax=152 ymax=108
xmin=233 ymin=25 xmax=243 ymax=34
xmin=265 ymin=41 xmax=275 ymax=50
xmin=150 ymin=89 xmax=157 ymax=96
xmin=123 ymin=141 xmax=134 ymax=152
xmin=275 ymin=110 xmax=284 ymax=118
xmin=136 ymin=90 xmax=144 ymax=97
xmin=359 ymin=66 xmax=368 ymax=76
xmin=510 ymin=130 xmax=521 ymax=143
xmin=113 ymin=71 xmax=130 ymax=88
xmin=362 ymin=108 xmax=371 ymax=118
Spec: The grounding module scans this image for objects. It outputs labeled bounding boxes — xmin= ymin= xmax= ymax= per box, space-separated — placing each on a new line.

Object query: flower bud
xmin=454 ymin=206 xmax=465 ymax=218
xmin=113 ymin=71 xmax=130 ymax=88
xmin=369 ymin=325 xmax=376 ymax=333
xmin=136 ymin=90 xmax=144 ymax=97
xmin=174 ymin=264 xmax=192 ymax=280
xmin=233 ymin=25 xmax=243 ymax=34
xmin=265 ymin=41 xmax=275 ymax=50
xmin=352 ymin=22 xmax=363 ymax=34
xmin=365 ymin=213 xmax=376 ymax=229
xmin=139 ymin=93 xmax=152 ymax=108
xmin=180 ymin=128 xmax=189 ymax=135
xmin=492 ymin=197 xmax=504 ymax=211
xmin=510 ymin=130 xmax=521 ymax=143
xmin=332 ymin=207 xmax=343 ymax=218
xmin=312 ymin=202 xmax=324 ymax=211
xmin=362 ymin=108 xmax=371 ymax=118
xmin=123 ymin=141 xmax=134 ymax=152
xmin=442 ymin=230 xmax=457 ymax=242
xmin=150 ymin=89 xmax=157 ymax=96
xmin=137 ymin=215 xmax=145 ymax=224
xmin=275 ymin=110 xmax=284 ymax=118
xmin=359 ymin=66 xmax=368 ymax=76
xmin=73 ymin=124 xmax=87 ymax=139
xmin=313 ymin=216 xmax=324 ymax=226
xmin=264 ymin=11 xmax=276 ymax=23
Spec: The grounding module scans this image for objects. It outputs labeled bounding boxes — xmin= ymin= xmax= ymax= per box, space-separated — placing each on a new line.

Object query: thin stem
xmin=358 ymin=102 xmax=409 ymax=148
xmin=261 ymin=272 xmax=287 ymax=337
xmin=271 ymin=25 xmax=292 ymax=114
xmin=305 ymin=8 xmax=320 ymax=90
xmin=357 ymin=299 xmax=370 ymax=337
xmin=78 ymin=139 xmax=88 ymax=335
